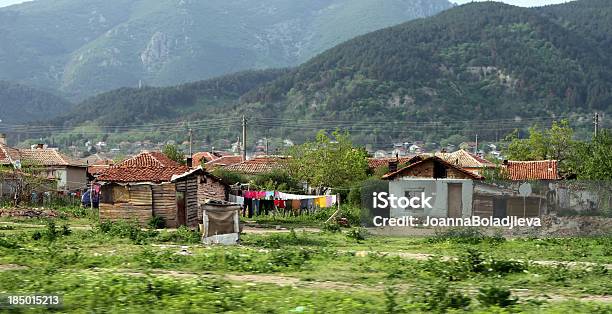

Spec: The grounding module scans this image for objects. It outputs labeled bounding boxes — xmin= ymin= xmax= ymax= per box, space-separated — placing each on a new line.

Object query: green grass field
xmin=0 ymin=210 xmax=610 ymax=313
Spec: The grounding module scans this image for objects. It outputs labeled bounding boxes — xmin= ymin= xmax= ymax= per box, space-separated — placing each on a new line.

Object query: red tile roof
xmin=18 ymin=148 xmax=85 ymax=167
xmin=382 ymin=156 xmax=484 ymax=180
xmin=368 ymin=156 xmax=416 ymax=170
xmin=192 ymin=151 xmax=230 ymax=166
xmin=0 ymin=143 xmax=20 ymax=165
xmin=505 ymin=160 xmax=559 ymax=181
xmin=117 ymin=151 xmax=180 ymax=168
xmin=222 ymin=156 xmax=288 ymax=175
xmin=97 ymin=166 xmax=188 ymax=183
xmin=436 ymin=150 xmax=495 ymax=169
xmin=96 ymin=151 xmax=188 ymax=183
xmin=205 ymin=155 xmax=244 ymax=169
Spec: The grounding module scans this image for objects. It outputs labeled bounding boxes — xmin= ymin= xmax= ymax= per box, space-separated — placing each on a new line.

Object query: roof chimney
xmin=388 ymin=160 xmax=399 ymax=173
xmin=0 ymin=133 xmax=6 ymax=145
xmin=503 ymin=159 xmax=509 ymax=166
xmin=36 ymin=143 xmax=44 ymax=149
xmin=186 ymin=157 xmax=193 ymax=168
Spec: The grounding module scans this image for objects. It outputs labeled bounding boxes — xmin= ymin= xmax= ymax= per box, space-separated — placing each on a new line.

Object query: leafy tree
xmin=569 ymin=130 xmax=612 ymax=180
xmin=162 ymin=144 xmax=185 ymax=164
xmin=252 ymin=170 xmax=301 ymax=193
xmin=505 ymin=120 xmax=576 ymax=172
xmin=211 ymin=168 xmax=247 ymax=186
xmin=286 ymin=130 xmax=368 ymax=193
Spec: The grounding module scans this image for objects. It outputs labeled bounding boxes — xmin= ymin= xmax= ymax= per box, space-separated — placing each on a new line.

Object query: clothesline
xmin=228 ymin=191 xmax=338 ymax=218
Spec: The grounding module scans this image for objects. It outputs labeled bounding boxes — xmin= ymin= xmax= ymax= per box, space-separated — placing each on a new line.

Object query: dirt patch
xmin=242 ymin=226 xmax=321 ymax=234
xmin=0 ymin=208 xmax=61 ymax=219
xmin=0 ymin=264 xmax=28 ymax=271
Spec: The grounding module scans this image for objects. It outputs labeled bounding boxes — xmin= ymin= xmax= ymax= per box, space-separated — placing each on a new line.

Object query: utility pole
xmin=265 ymin=137 xmax=269 ymax=156
xmin=593 ymin=112 xmax=600 ymax=138
xmin=474 ymin=134 xmax=478 ymax=154
xmin=242 ymin=115 xmax=247 ymax=162
xmin=188 ymin=128 xmax=193 ymax=157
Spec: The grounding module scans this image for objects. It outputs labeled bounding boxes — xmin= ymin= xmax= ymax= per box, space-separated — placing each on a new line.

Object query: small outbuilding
xmin=96 ymin=151 xmax=228 ymax=228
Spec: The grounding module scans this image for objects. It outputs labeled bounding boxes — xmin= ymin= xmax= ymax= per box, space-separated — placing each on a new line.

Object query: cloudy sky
xmin=0 ymin=0 xmax=575 ymax=9
xmin=452 ymin=0 xmax=572 ymax=7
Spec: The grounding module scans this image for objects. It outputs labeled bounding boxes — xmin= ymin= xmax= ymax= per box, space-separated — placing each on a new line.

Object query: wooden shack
xmin=95 ymin=152 xmax=228 ymax=228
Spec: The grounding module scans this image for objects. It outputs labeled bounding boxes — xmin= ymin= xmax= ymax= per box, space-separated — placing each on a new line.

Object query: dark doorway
xmin=176 ymin=191 xmax=186 ymax=226
xmin=447 ymin=183 xmax=463 ymax=218
xmin=493 ymin=198 xmax=507 ymax=218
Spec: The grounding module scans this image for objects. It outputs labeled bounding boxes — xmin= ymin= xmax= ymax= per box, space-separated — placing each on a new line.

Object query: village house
xmin=95 ymin=151 xmax=228 ymax=228
xmin=382 ymin=156 xmax=484 ymax=219
xmin=1 ymin=135 xmax=87 ymax=192
xmin=436 ymin=149 xmax=496 ymax=175
xmin=18 ymin=145 xmax=88 ymax=191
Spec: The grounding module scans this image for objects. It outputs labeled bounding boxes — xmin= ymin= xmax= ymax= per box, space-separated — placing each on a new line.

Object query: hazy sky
xmin=451 ymin=0 xmax=572 ymax=7
xmin=0 ymin=0 xmax=575 ymax=9
xmin=0 ymin=0 xmax=32 ymax=8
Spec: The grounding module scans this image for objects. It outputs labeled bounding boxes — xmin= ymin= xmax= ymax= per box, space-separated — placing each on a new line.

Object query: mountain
xmin=42 ymin=1 xmax=612 ymax=148
xmin=0 ymin=81 xmax=73 ymax=124
xmin=0 ymin=0 xmax=452 ymax=100
xmin=57 ymin=69 xmax=287 ymax=126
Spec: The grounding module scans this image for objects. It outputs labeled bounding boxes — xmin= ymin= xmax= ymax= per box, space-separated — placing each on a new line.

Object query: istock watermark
xmin=372 ymin=215 xmax=542 ymax=229
xmin=372 ymin=192 xmax=433 ymax=209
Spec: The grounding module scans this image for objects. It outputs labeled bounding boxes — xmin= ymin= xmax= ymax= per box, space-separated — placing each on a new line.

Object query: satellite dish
xmin=518 ymin=182 xmax=532 ymax=197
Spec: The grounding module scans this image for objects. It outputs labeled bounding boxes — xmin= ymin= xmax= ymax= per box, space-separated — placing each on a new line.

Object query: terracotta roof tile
xmin=222 ymin=156 xmax=288 ymax=175
xmin=382 ymin=156 xmax=484 ymax=180
xmin=18 ymin=148 xmax=85 ymax=167
xmin=505 ymin=160 xmax=559 ymax=181
xmin=96 ymin=151 xmax=188 ymax=183
xmin=97 ymin=166 xmax=189 ymax=183
xmin=367 ymin=156 xmax=416 ymax=170
xmin=117 ymin=151 xmax=180 ymax=168
xmin=0 ymin=143 xmax=20 ymax=165
xmin=436 ymin=150 xmax=495 ymax=169
xmin=205 ymin=155 xmax=243 ymax=169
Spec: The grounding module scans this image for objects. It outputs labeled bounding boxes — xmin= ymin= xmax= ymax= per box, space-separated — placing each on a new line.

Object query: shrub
xmin=346 ymin=227 xmax=367 ymax=242
xmin=96 ymin=220 xmax=158 ymax=244
xmin=428 ymin=227 xmax=505 ymax=245
xmin=322 ymin=222 xmax=341 ymax=233
xmin=0 ymin=236 xmax=20 ymax=249
xmin=411 ymin=282 xmax=471 ymax=312
xmin=148 ymin=216 xmax=166 ymax=229
xmin=61 ymin=225 xmax=72 ymax=236
xmin=31 ymin=231 xmax=42 ymax=241
xmin=477 ymin=286 xmax=517 ymax=307
xmin=157 ymin=226 xmax=200 ymax=244
xmin=44 ymin=220 xmax=59 ymax=242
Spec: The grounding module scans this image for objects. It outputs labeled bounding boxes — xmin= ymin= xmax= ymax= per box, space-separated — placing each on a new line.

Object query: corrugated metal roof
xmin=505 ymin=160 xmax=559 ymax=181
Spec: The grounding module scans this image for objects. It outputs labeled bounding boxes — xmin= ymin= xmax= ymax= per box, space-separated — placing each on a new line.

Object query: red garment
xmin=274 ymin=200 xmax=286 ymax=208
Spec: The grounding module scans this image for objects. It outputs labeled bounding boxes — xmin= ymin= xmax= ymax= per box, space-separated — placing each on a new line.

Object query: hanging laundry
xmin=260 ymin=199 xmax=274 ymax=215
xmin=265 ymin=191 xmax=275 ymax=199
xmin=315 ymin=196 xmax=327 ymax=208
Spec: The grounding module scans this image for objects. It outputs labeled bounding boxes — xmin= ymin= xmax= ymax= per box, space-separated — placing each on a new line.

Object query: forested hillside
xmin=38 ymin=1 xmax=612 ymax=148
xmin=0 ymin=81 xmax=73 ymax=124
xmin=0 ymin=0 xmax=451 ymax=100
